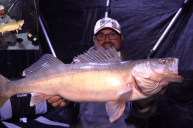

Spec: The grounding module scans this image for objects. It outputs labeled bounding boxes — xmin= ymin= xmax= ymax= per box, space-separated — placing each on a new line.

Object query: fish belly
xmin=58 ymin=70 xmax=130 ymax=102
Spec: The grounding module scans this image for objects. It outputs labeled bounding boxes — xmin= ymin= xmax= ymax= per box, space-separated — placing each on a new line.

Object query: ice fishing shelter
xmin=0 ymin=0 xmax=40 ymax=78
xmin=0 ymin=0 xmax=193 ymax=128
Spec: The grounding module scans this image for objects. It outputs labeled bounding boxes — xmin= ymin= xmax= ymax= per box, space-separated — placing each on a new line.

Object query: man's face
xmin=0 ymin=9 xmax=5 ymax=17
xmin=93 ymin=28 xmax=123 ymax=51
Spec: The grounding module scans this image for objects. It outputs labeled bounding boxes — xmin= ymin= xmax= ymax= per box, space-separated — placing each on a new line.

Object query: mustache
xmin=101 ymin=42 xmax=114 ymax=46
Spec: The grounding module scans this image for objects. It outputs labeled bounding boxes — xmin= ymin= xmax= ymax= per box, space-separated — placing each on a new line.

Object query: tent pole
xmin=147 ymin=0 xmax=191 ymax=58
xmin=6 ymin=0 xmax=19 ymax=14
xmin=39 ymin=15 xmax=57 ymax=57
xmin=105 ymin=0 xmax=110 ymax=18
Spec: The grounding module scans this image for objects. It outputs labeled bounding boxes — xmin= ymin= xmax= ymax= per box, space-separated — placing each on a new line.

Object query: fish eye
xmin=160 ymin=59 xmax=167 ymax=64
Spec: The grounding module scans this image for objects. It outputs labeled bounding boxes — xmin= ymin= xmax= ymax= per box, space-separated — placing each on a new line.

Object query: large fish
xmin=0 ymin=47 xmax=183 ymax=122
xmin=0 ymin=19 xmax=24 ymax=34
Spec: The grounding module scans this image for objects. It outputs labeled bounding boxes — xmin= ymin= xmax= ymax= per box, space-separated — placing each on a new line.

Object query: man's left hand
xmin=134 ymin=86 xmax=168 ymax=110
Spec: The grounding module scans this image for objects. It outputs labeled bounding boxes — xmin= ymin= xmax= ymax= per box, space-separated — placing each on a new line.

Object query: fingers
xmin=51 ymin=99 xmax=63 ymax=107
xmin=159 ymin=86 xmax=168 ymax=96
xmin=47 ymin=96 xmax=62 ymax=104
xmin=58 ymin=99 xmax=70 ymax=108
xmin=159 ymin=81 xmax=169 ymax=87
xmin=47 ymin=96 xmax=70 ymax=108
xmin=152 ymin=85 xmax=168 ymax=97
xmin=155 ymin=82 xmax=168 ymax=96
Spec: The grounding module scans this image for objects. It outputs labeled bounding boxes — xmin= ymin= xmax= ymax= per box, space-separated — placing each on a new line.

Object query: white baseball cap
xmin=0 ymin=5 xmax=5 ymax=10
xmin=94 ymin=17 xmax=121 ymax=35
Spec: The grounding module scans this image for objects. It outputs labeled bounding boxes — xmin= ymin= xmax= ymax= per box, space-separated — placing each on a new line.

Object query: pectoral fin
xmin=105 ymin=100 xmax=125 ymax=123
xmin=116 ymin=84 xmax=132 ymax=101
xmin=118 ymin=85 xmax=132 ymax=96
xmin=30 ymin=93 xmax=53 ymax=106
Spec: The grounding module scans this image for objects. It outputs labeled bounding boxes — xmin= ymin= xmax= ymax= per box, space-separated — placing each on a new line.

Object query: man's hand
xmin=47 ymin=96 xmax=70 ymax=108
xmin=135 ymin=86 xmax=168 ymax=110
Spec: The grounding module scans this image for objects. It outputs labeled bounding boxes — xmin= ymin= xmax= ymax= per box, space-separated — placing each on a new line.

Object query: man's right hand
xmin=47 ymin=96 xmax=70 ymax=108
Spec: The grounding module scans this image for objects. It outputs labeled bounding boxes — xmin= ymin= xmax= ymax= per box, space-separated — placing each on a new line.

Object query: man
xmin=0 ymin=5 xmax=11 ymax=23
xmin=47 ymin=17 xmax=167 ymax=128
xmin=0 ymin=5 xmax=16 ymax=50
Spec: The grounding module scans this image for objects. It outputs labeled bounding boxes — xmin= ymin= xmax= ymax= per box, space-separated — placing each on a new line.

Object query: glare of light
xmin=107 ymin=78 xmax=121 ymax=86
xmin=80 ymin=66 xmax=93 ymax=69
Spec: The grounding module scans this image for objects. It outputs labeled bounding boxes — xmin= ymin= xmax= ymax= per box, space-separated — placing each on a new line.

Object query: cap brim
xmin=95 ymin=27 xmax=121 ymax=35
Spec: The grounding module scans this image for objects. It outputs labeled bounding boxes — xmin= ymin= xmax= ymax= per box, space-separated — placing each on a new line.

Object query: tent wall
xmin=0 ymin=0 xmax=193 ymax=127
xmin=39 ymin=0 xmax=193 ymax=70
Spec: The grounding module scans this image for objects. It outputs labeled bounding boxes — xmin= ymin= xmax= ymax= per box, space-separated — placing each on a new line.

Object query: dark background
xmin=0 ymin=0 xmax=193 ymax=127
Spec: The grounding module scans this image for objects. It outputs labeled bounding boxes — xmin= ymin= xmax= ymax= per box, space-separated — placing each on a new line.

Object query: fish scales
xmin=5 ymin=61 xmax=134 ymax=102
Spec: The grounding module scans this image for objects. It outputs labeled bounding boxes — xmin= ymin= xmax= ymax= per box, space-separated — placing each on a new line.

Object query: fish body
xmin=0 ymin=19 xmax=24 ymax=34
xmin=0 ymin=47 xmax=184 ymax=122
xmin=5 ymin=61 xmax=139 ymax=102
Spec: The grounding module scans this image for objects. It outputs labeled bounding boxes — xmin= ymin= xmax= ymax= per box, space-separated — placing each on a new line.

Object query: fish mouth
xmin=160 ymin=58 xmax=184 ymax=83
xmin=168 ymin=58 xmax=179 ymax=75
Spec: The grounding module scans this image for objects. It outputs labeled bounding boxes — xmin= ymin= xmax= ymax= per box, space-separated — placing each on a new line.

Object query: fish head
xmin=132 ymin=57 xmax=183 ymax=82
xmin=150 ymin=57 xmax=179 ymax=75
xmin=18 ymin=20 xmax=24 ymax=28
xmin=131 ymin=57 xmax=184 ymax=95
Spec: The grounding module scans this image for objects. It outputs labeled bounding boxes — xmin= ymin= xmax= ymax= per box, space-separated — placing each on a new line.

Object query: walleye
xmin=0 ymin=19 xmax=24 ymax=34
xmin=0 ymin=47 xmax=183 ymax=123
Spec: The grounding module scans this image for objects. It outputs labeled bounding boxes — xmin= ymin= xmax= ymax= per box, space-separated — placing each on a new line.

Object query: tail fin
xmin=0 ymin=75 xmax=10 ymax=109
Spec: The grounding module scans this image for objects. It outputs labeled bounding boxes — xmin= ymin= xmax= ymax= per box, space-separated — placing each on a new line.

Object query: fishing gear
xmin=27 ymin=30 xmax=39 ymax=45
xmin=27 ymin=0 xmax=39 ymax=46
xmin=146 ymin=0 xmax=192 ymax=58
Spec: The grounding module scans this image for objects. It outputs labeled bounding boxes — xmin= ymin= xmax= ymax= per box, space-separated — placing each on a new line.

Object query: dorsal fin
xmin=22 ymin=54 xmax=63 ymax=77
xmin=8 ymin=19 xmax=16 ymax=23
xmin=73 ymin=46 xmax=121 ymax=63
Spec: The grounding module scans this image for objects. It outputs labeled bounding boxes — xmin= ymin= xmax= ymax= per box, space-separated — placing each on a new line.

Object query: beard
xmin=0 ymin=14 xmax=5 ymax=17
xmin=101 ymin=42 xmax=114 ymax=49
